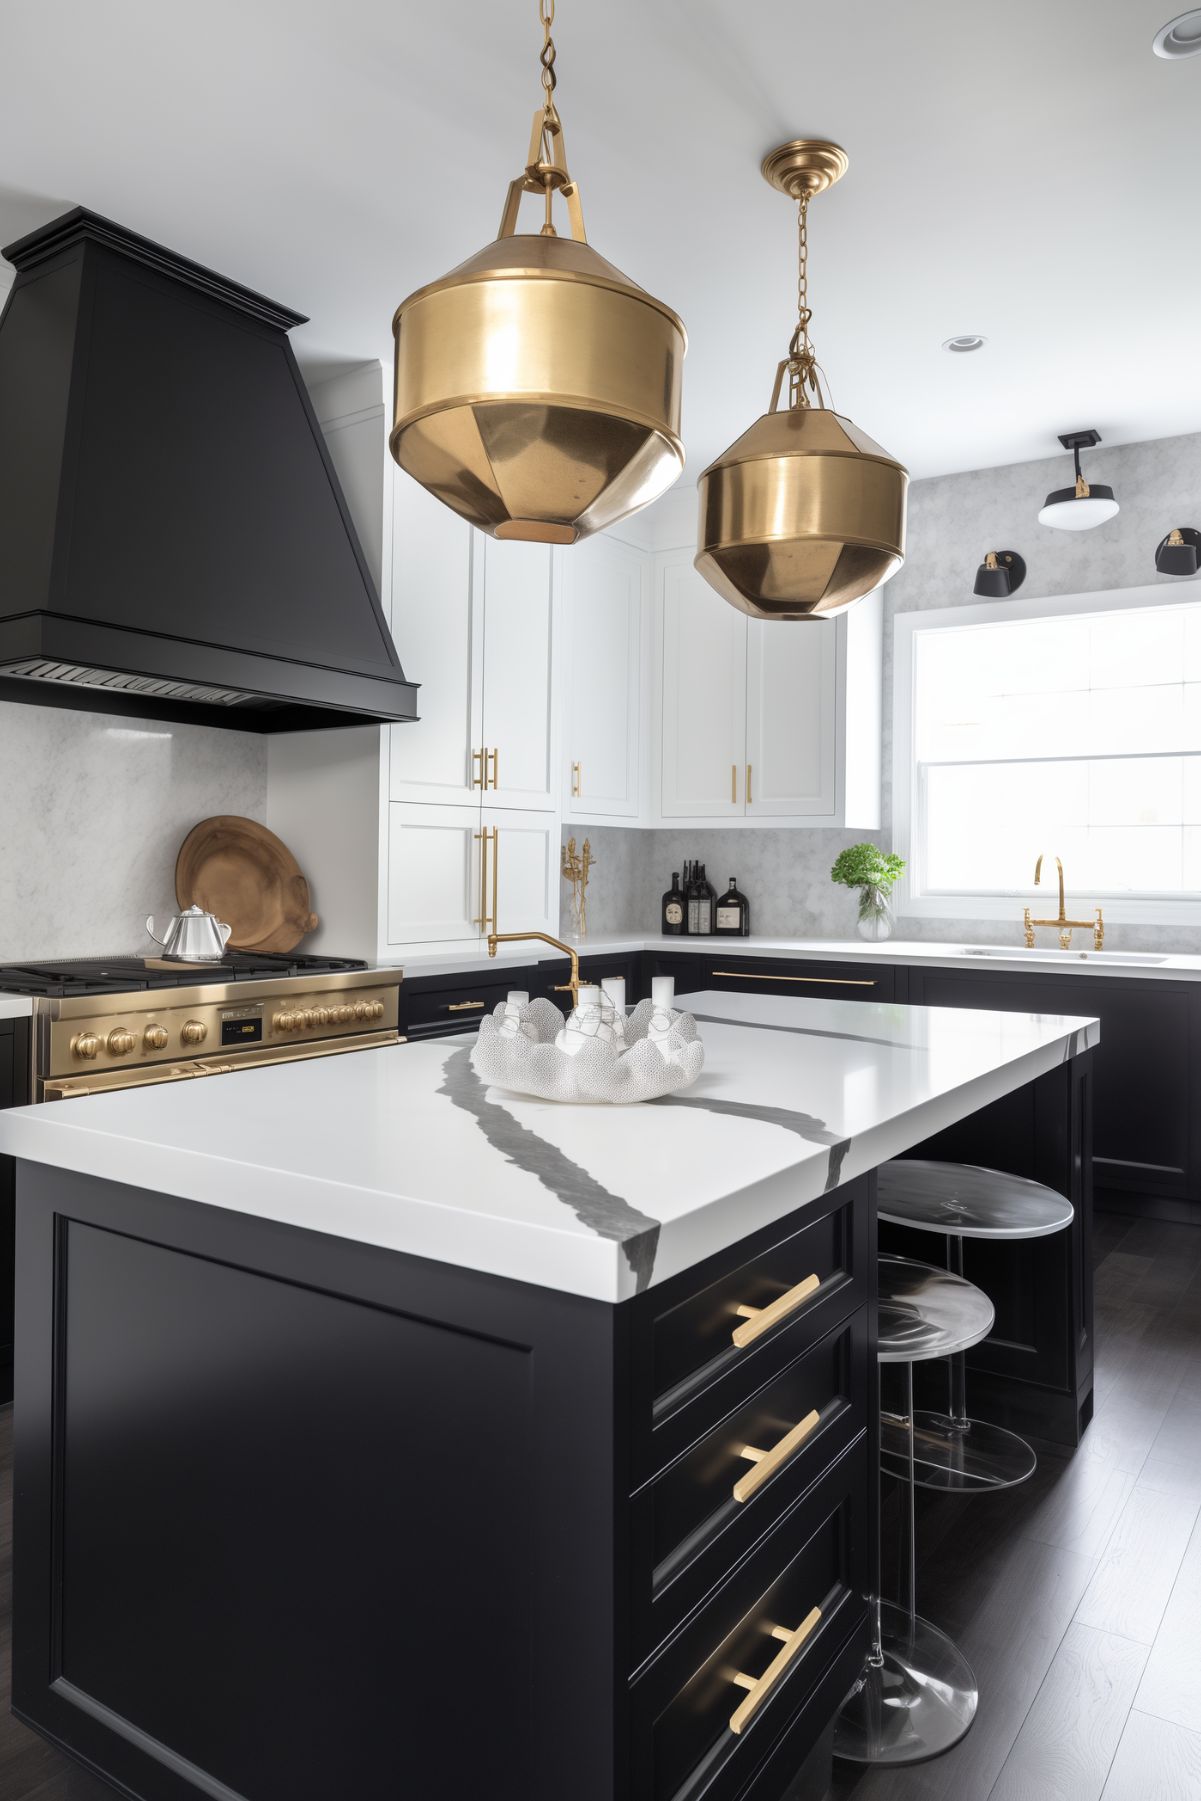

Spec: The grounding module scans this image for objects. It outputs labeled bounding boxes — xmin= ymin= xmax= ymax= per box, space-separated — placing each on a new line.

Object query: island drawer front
xmin=626 ymin=1439 xmax=870 ymax=1801
xmin=631 ymin=1178 xmax=872 ymax=1484
xmin=700 ymin=958 xmax=897 ymax=1001
xmin=397 ymin=972 xmax=533 ymax=1038
xmin=629 ymin=1310 xmax=867 ymax=1667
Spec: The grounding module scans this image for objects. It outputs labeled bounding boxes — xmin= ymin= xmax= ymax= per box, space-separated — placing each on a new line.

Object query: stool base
xmin=881 ymin=1410 xmax=1037 ymax=1493
xmin=833 ymin=1604 xmax=978 ymax=1766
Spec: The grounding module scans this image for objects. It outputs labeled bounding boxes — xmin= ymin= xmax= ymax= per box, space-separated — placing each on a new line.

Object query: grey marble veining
xmin=564 ymin=431 xmax=1201 ymax=954
xmin=0 ymin=701 xmax=267 ymax=959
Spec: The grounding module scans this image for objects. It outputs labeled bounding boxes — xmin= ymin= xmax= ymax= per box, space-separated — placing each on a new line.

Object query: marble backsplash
xmin=0 ymin=700 xmax=267 ymax=960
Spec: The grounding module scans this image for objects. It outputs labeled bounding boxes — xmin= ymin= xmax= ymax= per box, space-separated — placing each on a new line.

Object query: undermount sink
xmin=958 ymin=946 xmax=1168 ymax=966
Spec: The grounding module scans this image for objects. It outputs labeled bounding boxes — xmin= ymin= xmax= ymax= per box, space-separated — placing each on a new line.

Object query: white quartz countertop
xmin=387 ymin=934 xmax=1201 ymax=983
xmin=0 ymin=989 xmax=1099 ymax=1303
xmin=0 ymin=996 xmax=33 ymax=1019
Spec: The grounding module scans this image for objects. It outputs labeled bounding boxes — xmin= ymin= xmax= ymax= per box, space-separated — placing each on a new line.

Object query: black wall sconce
xmin=1155 ymin=528 xmax=1201 ymax=577
xmin=973 ymin=550 xmax=1027 ymax=597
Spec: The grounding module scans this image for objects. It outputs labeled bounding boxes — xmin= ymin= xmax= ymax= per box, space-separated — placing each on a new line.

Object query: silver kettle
xmin=146 ymin=905 xmax=233 ymax=963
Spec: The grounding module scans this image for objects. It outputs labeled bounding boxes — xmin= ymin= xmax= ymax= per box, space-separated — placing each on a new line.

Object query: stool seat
xmin=877 ymin=1159 xmax=1073 ymax=1239
xmin=878 ymin=1256 xmax=994 ymax=1364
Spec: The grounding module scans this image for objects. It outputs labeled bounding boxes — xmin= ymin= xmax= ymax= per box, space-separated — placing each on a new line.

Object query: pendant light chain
xmin=537 ymin=0 xmax=562 ymax=233
xmin=787 ymin=191 xmax=830 ymax=411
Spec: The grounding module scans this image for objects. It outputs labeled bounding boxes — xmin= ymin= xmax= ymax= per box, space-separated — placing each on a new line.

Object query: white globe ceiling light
xmin=1037 ymin=429 xmax=1119 ymax=531
xmin=1154 ymin=9 xmax=1201 ymax=56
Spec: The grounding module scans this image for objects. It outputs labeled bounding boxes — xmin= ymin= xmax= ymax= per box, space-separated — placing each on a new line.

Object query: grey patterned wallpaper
xmin=563 ymin=430 xmax=1201 ymax=948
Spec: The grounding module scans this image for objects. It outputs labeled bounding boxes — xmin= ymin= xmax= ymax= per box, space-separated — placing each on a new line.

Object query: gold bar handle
xmin=729 ymin=1607 xmax=823 ymax=1735
xmin=473 ymin=829 xmax=490 ymax=931
xmin=747 ymin=763 xmax=753 ymax=806
xmin=571 ymin=760 xmax=581 ymax=797
xmin=732 ymin=1273 xmax=820 ymax=1348
xmin=712 ymin=971 xmax=875 ymax=987
xmin=490 ymin=825 xmax=499 ymax=932
xmin=733 ymin=1408 xmax=821 ymax=1504
xmin=488 ymin=747 xmax=500 ymax=790
xmin=447 ymin=1000 xmax=485 ymax=1012
xmin=471 ymin=748 xmax=485 ymax=790
xmin=731 ymin=762 xmax=738 ymax=804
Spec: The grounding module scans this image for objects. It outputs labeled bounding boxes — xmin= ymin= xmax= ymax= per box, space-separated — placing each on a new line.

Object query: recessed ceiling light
xmin=1154 ymin=9 xmax=1201 ymax=56
xmin=942 ymin=334 xmax=987 ymax=353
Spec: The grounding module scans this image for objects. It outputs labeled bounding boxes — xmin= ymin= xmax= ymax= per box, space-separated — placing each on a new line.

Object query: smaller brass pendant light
xmin=390 ymin=1 xmax=686 ymax=546
xmin=696 ymin=141 xmax=908 ymax=620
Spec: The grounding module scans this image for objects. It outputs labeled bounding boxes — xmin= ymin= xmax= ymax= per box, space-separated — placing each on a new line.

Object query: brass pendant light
xmin=696 ymin=141 xmax=908 ymax=619
xmin=390 ymin=1 xmax=686 ymax=546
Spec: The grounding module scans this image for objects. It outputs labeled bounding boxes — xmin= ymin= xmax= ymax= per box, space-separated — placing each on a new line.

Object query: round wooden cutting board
xmin=175 ymin=817 xmax=319 ymax=953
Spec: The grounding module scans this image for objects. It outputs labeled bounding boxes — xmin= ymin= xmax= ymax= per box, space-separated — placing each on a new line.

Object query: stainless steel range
xmin=0 ymin=952 xmax=403 ymax=1101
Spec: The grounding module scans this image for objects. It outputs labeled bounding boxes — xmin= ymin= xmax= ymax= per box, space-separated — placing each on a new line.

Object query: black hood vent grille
xmin=0 ymin=208 xmax=419 ymax=732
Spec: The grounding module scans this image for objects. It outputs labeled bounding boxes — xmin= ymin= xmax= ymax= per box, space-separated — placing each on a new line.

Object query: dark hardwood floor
xmin=1 ymin=1213 xmax=1198 ymax=1801
xmin=831 ymin=1211 xmax=1201 ymax=1801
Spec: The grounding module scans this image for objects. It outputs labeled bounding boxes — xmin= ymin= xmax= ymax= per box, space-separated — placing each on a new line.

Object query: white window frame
xmin=892 ymin=580 xmax=1201 ymax=927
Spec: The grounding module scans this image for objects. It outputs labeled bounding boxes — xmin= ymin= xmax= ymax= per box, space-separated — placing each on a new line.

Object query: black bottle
xmin=662 ymin=871 xmax=685 ymax=935
xmin=685 ymin=861 xmax=702 ymax=935
xmin=695 ymin=864 xmax=716 ymax=936
xmin=715 ymin=876 xmax=751 ymax=936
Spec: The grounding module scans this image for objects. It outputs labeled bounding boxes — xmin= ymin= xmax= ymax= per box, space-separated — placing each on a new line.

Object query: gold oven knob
xmin=107 ymin=1029 xmax=137 ymax=1056
xmin=144 ymin=1024 xmax=169 ymax=1051
xmin=310 ymin=1006 xmax=331 ymax=1028
xmin=180 ymin=1020 xmax=208 ymax=1046
xmin=333 ymin=1005 xmax=353 ymax=1024
xmin=371 ymin=1000 xmax=386 ymax=1020
xmin=71 ymin=1032 xmax=101 ymax=1061
xmin=296 ymin=1009 xmax=313 ymax=1030
xmin=353 ymin=1001 xmax=370 ymax=1021
xmin=273 ymin=1012 xmax=294 ymax=1033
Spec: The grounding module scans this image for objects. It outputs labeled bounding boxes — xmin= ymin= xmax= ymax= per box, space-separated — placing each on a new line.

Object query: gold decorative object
xmin=390 ymin=1 xmax=686 ymax=545
xmin=696 ymin=138 xmax=907 ymax=619
xmin=561 ymin=834 xmax=595 ymax=940
xmin=1023 ymin=853 xmax=1104 ymax=951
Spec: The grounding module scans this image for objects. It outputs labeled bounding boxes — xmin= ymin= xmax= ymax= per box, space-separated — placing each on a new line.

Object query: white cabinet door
xmin=745 ymin=618 xmax=837 ymax=817
xmin=480 ymin=538 xmax=557 ymax=811
xmin=388 ymin=475 xmax=483 ymax=806
xmin=484 ymin=806 xmax=558 ymax=939
xmin=659 ymin=552 xmax=748 ymax=818
xmin=561 ymin=535 xmax=642 ymax=819
xmin=385 ymin=803 xmax=485 ymax=948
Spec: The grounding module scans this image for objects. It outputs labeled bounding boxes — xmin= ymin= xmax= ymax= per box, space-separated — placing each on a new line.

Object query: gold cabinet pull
xmin=729 ymin=1607 xmax=822 ymax=1735
xmin=447 ymin=1000 xmax=485 ymax=1012
xmin=471 ymin=748 xmax=485 ymax=790
xmin=487 ymin=747 xmax=499 ymax=790
xmin=473 ymin=828 xmax=497 ymax=932
xmin=571 ymin=760 xmax=581 ymax=797
xmin=732 ymin=1273 xmax=820 ymax=1348
xmin=747 ymin=763 xmax=753 ymax=805
xmin=731 ymin=762 xmax=738 ymax=803
xmin=733 ymin=1408 xmax=821 ymax=1504
xmin=711 ymin=971 xmax=875 ymax=987
xmin=491 ymin=824 xmax=499 ymax=930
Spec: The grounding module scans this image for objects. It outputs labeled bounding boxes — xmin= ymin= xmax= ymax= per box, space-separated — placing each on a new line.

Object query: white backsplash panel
xmin=0 ymin=701 xmax=267 ymax=959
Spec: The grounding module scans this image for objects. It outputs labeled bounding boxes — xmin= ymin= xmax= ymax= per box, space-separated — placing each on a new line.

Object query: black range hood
xmin=0 ymin=208 xmax=419 ymax=731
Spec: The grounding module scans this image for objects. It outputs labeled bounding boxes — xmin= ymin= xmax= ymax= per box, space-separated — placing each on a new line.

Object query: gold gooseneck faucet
xmin=1024 ymin=854 xmax=1104 ymax=951
xmin=487 ymin=930 xmax=582 ymax=1007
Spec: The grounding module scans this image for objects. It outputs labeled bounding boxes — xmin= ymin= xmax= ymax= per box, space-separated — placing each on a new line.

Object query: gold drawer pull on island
xmin=733 ymin=1407 xmax=821 ymax=1503
xmin=447 ymin=1000 xmax=485 ymax=1012
xmin=711 ymin=971 xmax=875 ymax=987
xmin=729 ymin=1606 xmax=823 ymax=1735
xmin=732 ymin=1272 xmax=821 ymax=1347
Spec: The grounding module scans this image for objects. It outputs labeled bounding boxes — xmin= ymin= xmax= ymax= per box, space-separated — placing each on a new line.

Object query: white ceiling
xmin=1 ymin=0 xmax=1199 ymax=481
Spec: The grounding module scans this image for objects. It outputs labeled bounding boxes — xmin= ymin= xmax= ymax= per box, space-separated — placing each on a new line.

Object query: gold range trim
xmin=42 ymin=1029 xmax=403 ymax=1101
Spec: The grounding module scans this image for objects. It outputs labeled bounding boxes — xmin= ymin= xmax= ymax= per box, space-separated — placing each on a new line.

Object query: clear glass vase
xmin=568 ymin=885 xmax=588 ymax=942
xmin=857 ymin=886 xmax=894 ymax=942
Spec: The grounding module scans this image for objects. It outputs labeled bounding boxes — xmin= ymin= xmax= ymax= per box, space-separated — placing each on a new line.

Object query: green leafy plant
xmin=830 ymin=843 xmax=906 ymax=896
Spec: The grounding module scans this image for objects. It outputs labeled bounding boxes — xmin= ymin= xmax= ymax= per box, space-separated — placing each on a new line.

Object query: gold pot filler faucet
xmin=1023 ymin=854 xmax=1104 ymax=951
xmin=487 ymin=930 xmax=582 ymax=1007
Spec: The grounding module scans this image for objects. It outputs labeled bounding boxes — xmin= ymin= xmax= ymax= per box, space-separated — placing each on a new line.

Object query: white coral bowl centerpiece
xmin=470 ymin=997 xmax=704 ymax=1104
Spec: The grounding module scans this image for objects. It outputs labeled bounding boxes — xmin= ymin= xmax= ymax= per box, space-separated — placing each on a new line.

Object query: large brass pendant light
xmin=390 ymin=2 xmax=686 ymax=546
xmin=696 ymin=141 xmax=907 ymax=619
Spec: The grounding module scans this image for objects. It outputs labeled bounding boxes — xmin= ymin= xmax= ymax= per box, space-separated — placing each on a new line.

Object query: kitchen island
xmin=0 ymin=991 xmax=1098 ymax=1801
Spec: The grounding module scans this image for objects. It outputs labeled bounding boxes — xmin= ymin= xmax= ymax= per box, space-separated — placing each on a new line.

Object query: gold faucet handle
xmin=1058 ymin=928 xmax=1073 ymax=951
xmin=1094 ymin=908 xmax=1104 ymax=951
xmin=1023 ymin=906 xmax=1035 ymax=950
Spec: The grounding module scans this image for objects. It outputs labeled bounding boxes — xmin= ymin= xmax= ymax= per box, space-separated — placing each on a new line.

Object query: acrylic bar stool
xmin=877 ymin=1160 xmax=1074 ymax=1493
xmin=834 ymin=1254 xmax=994 ymax=1766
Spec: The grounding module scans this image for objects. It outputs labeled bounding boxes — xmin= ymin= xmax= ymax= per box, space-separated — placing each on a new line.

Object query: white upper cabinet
xmin=388 ymin=475 xmax=482 ymax=807
xmin=659 ymin=552 xmax=748 ymax=818
xmin=385 ymin=803 xmax=486 ymax=948
xmin=479 ymin=539 xmax=557 ymax=812
xmin=744 ymin=615 xmax=837 ymax=817
xmin=484 ymin=805 xmax=559 ymax=940
xmin=561 ymin=534 xmax=643 ymax=820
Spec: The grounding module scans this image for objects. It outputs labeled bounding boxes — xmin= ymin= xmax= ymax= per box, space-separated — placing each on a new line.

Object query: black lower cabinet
xmin=0 ymin=1017 xmax=30 ymax=1403
xmin=12 ymin=1163 xmax=878 ymax=1801
xmin=647 ymin=953 xmax=895 ymax=1007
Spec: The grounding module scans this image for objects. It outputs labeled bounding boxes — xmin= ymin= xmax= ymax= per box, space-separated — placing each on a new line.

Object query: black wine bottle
xmin=685 ymin=862 xmax=702 ymax=935
xmin=662 ymin=871 xmax=685 ymax=935
xmin=696 ymin=864 xmax=716 ymax=935
xmin=715 ymin=876 xmax=751 ymax=936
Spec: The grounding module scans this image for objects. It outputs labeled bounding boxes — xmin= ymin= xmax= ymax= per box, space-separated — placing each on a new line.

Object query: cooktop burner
xmin=0 ymin=950 xmax=368 ymax=998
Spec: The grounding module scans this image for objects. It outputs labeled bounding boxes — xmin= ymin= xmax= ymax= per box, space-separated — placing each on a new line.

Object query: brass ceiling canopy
xmin=696 ymin=139 xmax=908 ymax=620
xmin=390 ymin=1 xmax=686 ymax=546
